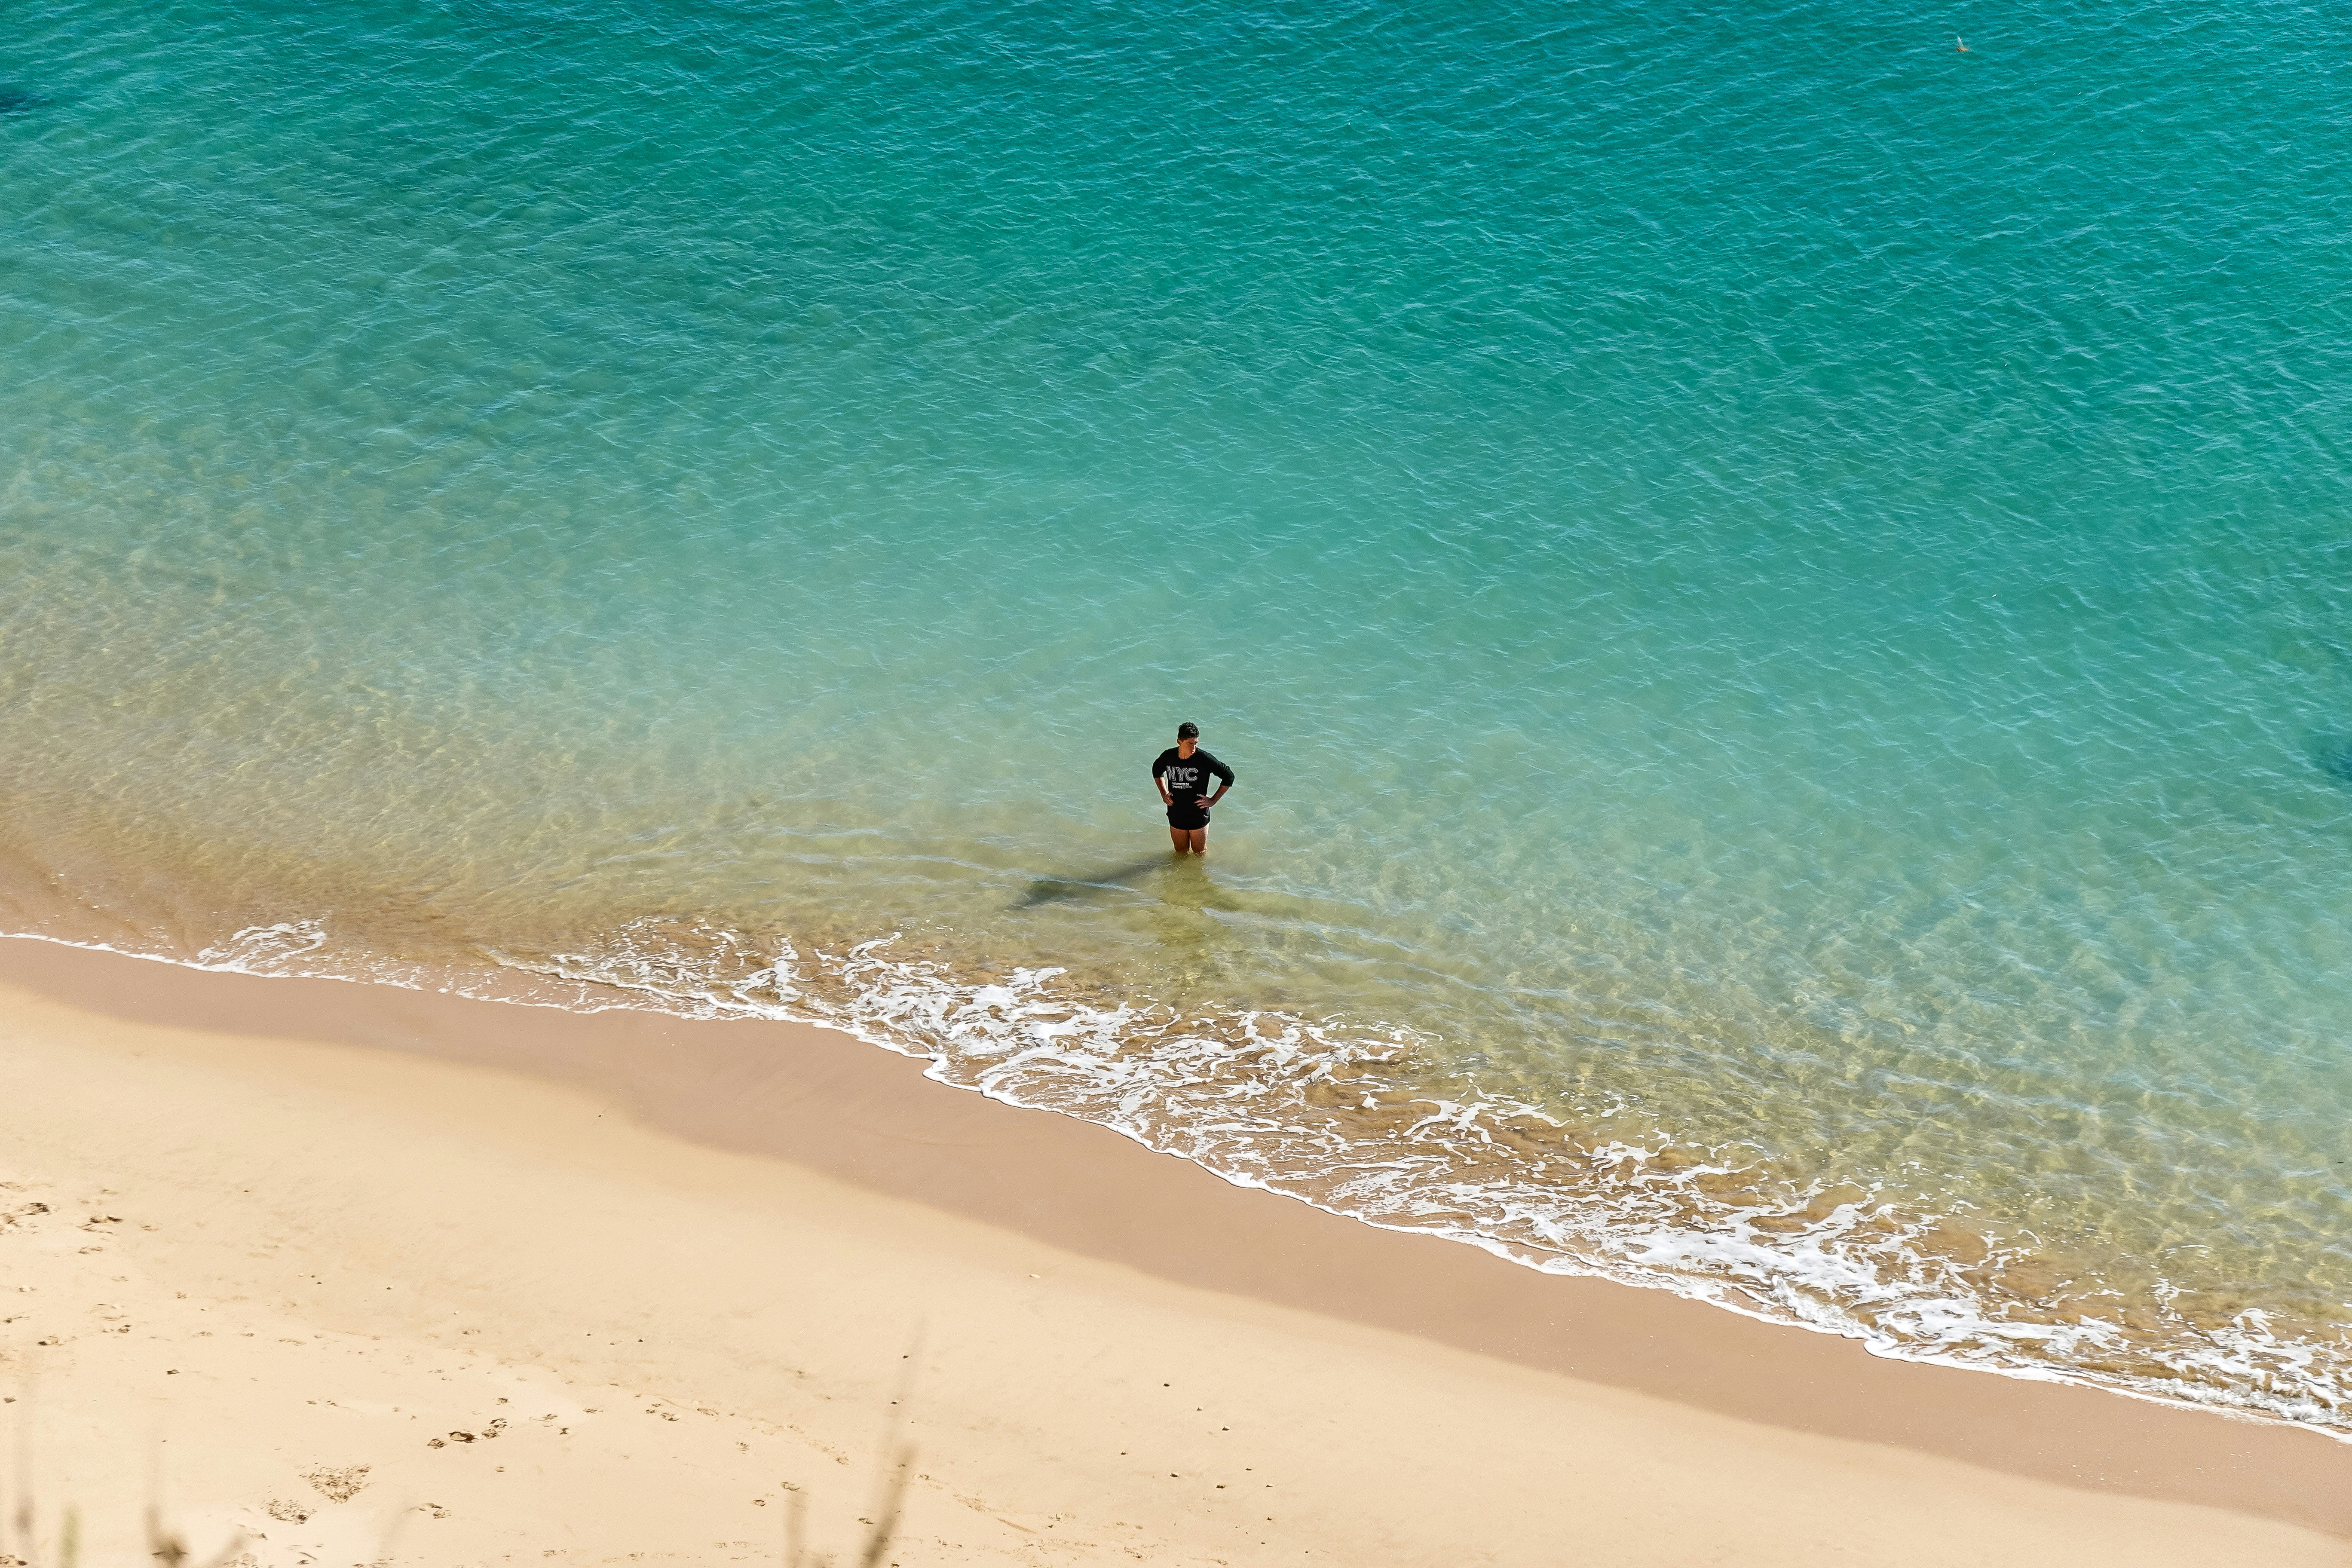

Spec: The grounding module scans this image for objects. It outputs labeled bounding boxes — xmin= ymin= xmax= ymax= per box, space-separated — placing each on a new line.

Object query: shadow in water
xmin=1017 ymin=853 xmax=1253 ymax=924
xmin=2311 ymin=737 xmax=2352 ymax=790
xmin=0 ymin=88 xmax=43 ymax=116
xmin=1015 ymin=857 xmax=1177 ymax=907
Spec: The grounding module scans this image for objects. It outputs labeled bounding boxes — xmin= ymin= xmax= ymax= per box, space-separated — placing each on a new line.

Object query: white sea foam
xmin=198 ymin=920 xmax=331 ymax=969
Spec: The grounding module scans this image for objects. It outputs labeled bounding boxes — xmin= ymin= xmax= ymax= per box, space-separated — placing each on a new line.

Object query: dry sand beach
xmin=0 ymin=934 xmax=2345 ymax=1567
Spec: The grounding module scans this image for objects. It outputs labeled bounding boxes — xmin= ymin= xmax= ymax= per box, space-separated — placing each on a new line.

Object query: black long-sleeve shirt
xmin=1152 ymin=747 xmax=1234 ymax=805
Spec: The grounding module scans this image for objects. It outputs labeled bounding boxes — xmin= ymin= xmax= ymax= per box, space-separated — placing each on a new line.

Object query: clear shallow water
xmin=4 ymin=0 xmax=2350 ymax=1427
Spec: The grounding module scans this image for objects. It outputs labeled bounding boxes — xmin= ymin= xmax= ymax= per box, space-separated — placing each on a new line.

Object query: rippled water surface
xmin=4 ymin=0 xmax=2350 ymax=1427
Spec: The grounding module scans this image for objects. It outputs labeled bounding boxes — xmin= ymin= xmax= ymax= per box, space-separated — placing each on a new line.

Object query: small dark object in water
xmin=2310 ymin=737 xmax=2352 ymax=788
xmin=0 ymin=87 xmax=41 ymax=117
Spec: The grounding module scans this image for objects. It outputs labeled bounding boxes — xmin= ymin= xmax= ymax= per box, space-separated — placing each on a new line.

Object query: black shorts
xmin=1167 ymin=801 xmax=1210 ymax=831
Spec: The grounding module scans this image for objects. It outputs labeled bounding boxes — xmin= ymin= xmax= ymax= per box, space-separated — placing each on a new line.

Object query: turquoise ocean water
xmin=4 ymin=0 xmax=2350 ymax=1428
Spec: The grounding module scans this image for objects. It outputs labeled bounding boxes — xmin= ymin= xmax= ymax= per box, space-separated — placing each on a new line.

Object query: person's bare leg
xmin=1170 ymin=827 xmax=1192 ymax=852
xmin=1187 ymin=828 xmax=1208 ymax=855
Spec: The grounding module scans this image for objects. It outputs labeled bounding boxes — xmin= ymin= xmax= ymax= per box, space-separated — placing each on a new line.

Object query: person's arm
xmin=1202 ymin=756 xmax=1235 ymax=809
xmin=1153 ymin=758 xmax=1174 ymax=808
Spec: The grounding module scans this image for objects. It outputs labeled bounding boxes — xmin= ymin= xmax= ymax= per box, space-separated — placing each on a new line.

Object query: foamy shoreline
xmin=0 ymin=934 xmax=2343 ymax=1564
xmin=30 ymin=906 xmax=2342 ymax=1440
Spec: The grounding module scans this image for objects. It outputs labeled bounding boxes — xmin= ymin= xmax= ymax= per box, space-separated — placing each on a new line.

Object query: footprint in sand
xmin=303 ymin=1464 xmax=371 ymax=1503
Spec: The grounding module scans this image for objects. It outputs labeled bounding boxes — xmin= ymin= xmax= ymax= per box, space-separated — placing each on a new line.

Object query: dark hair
xmin=1177 ymin=721 xmax=1199 ymax=739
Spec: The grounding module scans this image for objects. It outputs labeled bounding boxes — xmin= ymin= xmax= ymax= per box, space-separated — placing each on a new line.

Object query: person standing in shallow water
xmin=1153 ymin=721 xmax=1234 ymax=855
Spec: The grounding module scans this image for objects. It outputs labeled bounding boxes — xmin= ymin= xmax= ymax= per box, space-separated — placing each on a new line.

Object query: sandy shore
xmin=0 ymin=935 xmax=2345 ymax=1566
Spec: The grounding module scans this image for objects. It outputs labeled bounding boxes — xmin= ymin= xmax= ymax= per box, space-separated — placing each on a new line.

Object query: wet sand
xmin=0 ymin=933 xmax=2344 ymax=1565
